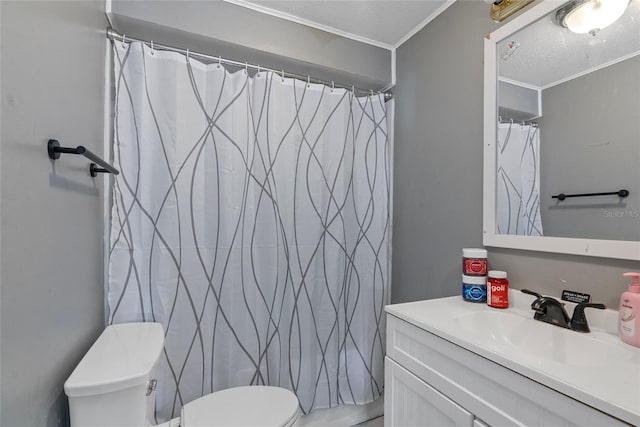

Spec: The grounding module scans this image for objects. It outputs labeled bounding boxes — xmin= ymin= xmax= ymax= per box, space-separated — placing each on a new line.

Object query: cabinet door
xmin=385 ymin=357 xmax=474 ymax=427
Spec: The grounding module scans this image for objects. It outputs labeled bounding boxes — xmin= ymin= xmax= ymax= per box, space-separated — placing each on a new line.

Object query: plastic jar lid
xmin=488 ymin=270 xmax=507 ymax=279
xmin=462 ymin=275 xmax=487 ymax=285
xmin=463 ymin=248 xmax=487 ymax=258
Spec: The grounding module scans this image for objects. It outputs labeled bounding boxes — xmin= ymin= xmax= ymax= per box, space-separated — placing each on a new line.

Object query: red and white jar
xmin=462 ymin=248 xmax=488 ymax=276
xmin=487 ymin=270 xmax=509 ymax=309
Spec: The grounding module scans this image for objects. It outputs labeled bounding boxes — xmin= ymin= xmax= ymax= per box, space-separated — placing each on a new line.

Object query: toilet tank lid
xmin=64 ymin=322 xmax=164 ymax=397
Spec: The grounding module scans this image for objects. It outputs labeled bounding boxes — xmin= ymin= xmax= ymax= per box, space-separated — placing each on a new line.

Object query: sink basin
xmin=453 ymin=310 xmax=634 ymax=368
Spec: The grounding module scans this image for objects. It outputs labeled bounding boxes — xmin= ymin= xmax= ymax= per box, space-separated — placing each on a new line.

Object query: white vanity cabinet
xmin=384 ymin=314 xmax=630 ymax=427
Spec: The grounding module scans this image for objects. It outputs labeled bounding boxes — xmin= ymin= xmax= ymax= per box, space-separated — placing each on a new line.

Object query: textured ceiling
xmin=498 ymin=0 xmax=640 ymax=88
xmin=233 ymin=0 xmax=454 ymax=48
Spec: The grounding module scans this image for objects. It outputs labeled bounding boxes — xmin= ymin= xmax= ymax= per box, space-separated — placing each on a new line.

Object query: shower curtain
xmin=496 ymin=122 xmax=543 ymax=236
xmin=108 ymin=41 xmax=391 ymax=421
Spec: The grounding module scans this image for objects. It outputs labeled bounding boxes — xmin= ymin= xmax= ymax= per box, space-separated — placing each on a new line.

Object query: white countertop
xmin=385 ymin=290 xmax=640 ymax=426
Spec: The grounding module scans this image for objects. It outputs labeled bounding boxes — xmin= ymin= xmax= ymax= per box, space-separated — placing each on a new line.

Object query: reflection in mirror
xmin=495 ymin=0 xmax=640 ymax=242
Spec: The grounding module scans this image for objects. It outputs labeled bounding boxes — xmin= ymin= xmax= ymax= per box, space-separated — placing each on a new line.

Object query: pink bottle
xmin=618 ymin=272 xmax=640 ymax=348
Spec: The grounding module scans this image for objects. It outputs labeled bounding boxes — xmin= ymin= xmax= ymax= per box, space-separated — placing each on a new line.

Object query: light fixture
xmin=490 ymin=0 xmax=535 ymax=22
xmin=556 ymin=0 xmax=630 ymax=36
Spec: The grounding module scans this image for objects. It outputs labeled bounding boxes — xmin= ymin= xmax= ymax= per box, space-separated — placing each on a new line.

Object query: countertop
xmin=385 ymin=290 xmax=640 ymax=426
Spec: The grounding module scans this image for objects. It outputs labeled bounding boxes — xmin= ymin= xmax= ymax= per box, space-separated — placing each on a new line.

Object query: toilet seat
xmin=181 ymin=386 xmax=300 ymax=427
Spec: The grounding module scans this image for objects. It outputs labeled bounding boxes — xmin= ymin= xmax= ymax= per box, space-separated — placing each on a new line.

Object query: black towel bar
xmin=552 ymin=189 xmax=629 ymax=201
xmin=47 ymin=139 xmax=119 ymax=177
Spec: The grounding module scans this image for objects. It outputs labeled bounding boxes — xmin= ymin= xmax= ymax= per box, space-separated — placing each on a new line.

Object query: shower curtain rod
xmin=106 ymin=28 xmax=393 ymax=101
xmin=498 ymin=118 xmax=538 ymax=127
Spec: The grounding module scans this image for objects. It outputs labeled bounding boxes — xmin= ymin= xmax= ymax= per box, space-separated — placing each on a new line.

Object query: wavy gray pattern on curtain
xmin=108 ymin=42 xmax=391 ymax=421
xmin=496 ymin=123 xmax=543 ymax=236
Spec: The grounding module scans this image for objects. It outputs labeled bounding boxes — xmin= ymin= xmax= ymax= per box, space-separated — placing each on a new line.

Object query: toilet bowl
xmin=64 ymin=322 xmax=300 ymax=427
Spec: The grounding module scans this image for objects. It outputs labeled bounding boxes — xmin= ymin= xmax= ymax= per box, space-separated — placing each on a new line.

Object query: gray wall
xmin=1 ymin=1 xmax=107 ymax=425
xmin=109 ymin=0 xmax=392 ymax=90
xmin=539 ymin=55 xmax=640 ymax=241
xmin=393 ymin=1 xmax=639 ymax=308
xmin=392 ymin=1 xmax=498 ymax=303
xmin=498 ymin=80 xmax=539 ymax=121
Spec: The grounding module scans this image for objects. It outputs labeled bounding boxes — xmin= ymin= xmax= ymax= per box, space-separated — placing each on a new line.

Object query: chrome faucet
xmin=521 ymin=289 xmax=605 ymax=333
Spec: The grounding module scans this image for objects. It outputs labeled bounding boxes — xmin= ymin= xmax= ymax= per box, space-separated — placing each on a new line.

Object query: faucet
xmin=521 ymin=289 xmax=605 ymax=332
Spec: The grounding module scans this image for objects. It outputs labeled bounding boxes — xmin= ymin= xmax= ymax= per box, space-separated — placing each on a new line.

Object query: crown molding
xmin=223 ymin=0 xmax=394 ymax=50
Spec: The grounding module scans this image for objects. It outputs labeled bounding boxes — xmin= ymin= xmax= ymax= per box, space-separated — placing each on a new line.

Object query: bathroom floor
xmin=353 ymin=416 xmax=384 ymax=427
xmin=297 ymin=398 xmax=384 ymax=426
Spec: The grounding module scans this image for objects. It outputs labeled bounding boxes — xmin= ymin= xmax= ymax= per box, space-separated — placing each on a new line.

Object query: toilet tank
xmin=64 ymin=322 xmax=165 ymax=427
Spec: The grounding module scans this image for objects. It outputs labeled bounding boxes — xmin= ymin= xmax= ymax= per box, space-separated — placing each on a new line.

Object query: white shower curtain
xmin=496 ymin=122 xmax=543 ymax=236
xmin=108 ymin=42 xmax=391 ymax=421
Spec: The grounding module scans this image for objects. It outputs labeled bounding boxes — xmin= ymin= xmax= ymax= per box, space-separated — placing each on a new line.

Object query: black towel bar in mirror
xmin=552 ymin=189 xmax=629 ymax=201
xmin=47 ymin=139 xmax=119 ymax=177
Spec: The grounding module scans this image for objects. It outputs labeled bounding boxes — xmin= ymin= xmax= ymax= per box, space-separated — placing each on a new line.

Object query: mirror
xmin=483 ymin=0 xmax=640 ymax=260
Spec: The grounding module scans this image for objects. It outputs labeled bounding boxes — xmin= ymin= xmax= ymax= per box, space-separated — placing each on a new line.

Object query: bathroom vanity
xmin=384 ymin=291 xmax=639 ymax=426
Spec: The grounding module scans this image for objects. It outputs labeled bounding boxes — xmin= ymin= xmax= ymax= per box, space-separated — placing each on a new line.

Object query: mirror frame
xmin=483 ymin=0 xmax=640 ymax=261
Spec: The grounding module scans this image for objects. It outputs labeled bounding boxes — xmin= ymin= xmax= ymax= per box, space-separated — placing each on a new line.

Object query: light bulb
xmin=563 ymin=0 xmax=630 ymax=35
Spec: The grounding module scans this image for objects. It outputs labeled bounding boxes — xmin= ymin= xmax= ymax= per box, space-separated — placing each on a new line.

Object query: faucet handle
xmin=521 ymin=289 xmax=546 ymax=312
xmin=521 ymin=289 xmax=543 ymax=299
xmin=570 ymin=303 xmax=606 ymax=333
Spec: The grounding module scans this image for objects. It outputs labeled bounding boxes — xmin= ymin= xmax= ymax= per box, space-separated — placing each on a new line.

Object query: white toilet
xmin=64 ymin=322 xmax=300 ymax=427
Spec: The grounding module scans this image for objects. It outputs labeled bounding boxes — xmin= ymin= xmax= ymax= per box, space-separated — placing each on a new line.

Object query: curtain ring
xmin=370 ymin=89 xmax=374 ymax=97
xmin=186 ymin=49 xmax=190 ymax=62
xmin=307 ymin=76 xmax=310 ymax=86
xmin=245 ymin=62 xmax=248 ymax=74
xmin=150 ymin=40 xmax=154 ymax=54
xmin=121 ymin=34 xmax=126 ymax=48
xmin=281 ymin=70 xmax=285 ymax=82
xmin=257 ymin=64 xmax=260 ymax=76
xmin=331 ymin=81 xmax=334 ymax=91
xmin=218 ymin=56 xmax=221 ymax=65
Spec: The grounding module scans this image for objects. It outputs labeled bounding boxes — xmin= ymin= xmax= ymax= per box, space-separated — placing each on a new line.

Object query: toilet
xmin=64 ymin=322 xmax=300 ymax=427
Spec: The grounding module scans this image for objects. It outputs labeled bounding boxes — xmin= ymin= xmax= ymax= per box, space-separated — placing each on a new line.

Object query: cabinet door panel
xmin=385 ymin=357 xmax=474 ymax=427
